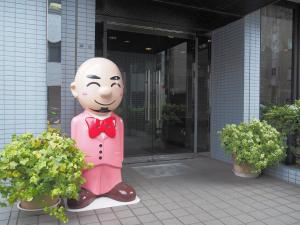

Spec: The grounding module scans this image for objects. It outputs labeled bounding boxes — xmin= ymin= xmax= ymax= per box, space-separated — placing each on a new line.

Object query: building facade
xmin=1 ymin=0 xmax=300 ymax=175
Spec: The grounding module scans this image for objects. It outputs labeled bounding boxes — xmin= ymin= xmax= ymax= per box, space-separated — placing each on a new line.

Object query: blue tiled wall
xmin=0 ymin=0 xmax=47 ymax=150
xmin=265 ymin=164 xmax=300 ymax=186
xmin=61 ymin=0 xmax=95 ymax=135
xmin=210 ymin=11 xmax=261 ymax=163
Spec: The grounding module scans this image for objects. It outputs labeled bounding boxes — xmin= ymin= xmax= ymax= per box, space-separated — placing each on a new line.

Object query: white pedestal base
xmin=65 ymin=196 xmax=140 ymax=212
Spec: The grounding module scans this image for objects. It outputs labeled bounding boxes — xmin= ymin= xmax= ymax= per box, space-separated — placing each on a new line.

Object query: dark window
xmin=48 ymin=41 xmax=61 ymax=62
xmin=260 ymin=5 xmax=293 ymax=106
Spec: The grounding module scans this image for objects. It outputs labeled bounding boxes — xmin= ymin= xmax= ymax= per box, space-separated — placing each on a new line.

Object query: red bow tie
xmin=85 ymin=116 xmax=116 ymax=138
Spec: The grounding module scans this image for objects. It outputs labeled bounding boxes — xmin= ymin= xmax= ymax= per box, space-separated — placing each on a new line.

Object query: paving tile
xmin=249 ymin=210 xmax=270 ymax=220
xmin=262 ymin=217 xmax=284 ymax=225
xmin=131 ymin=207 xmax=151 ymax=216
xmin=275 ymin=205 xmax=295 ymax=214
xmin=154 ymin=211 xmax=173 ymax=220
xmin=223 ymin=207 xmax=243 ymax=216
xmin=114 ymin=209 xmax=134 ymax=219
xmin=17 ymin=216 xmax=38 ymax=225
xmin=193 ymin=212 xmax=215 ymax=222
xmin=161 ymin=218 xmax=183 ymax=225
xmin=112 ymin=206 xmax=129 ymax=212
xmin=246 ymin=221 xmax=266 ymax=225
xmin=143 ymin=221 xmax=163 ymax=225
xmin=288 ymin=211 xmax=300 ymax=220
xmin=162 ymin=202 xmax=181 ymax=211
xmin=0 ymin=213 xmax=10 ymax=221
xmin=0 ymin=220 xmax=8 ymax=225
xmin=137 ymin=214 xmax=157 ymax=223
xmin=119 ymin=216 xmax=141 ymax=225
xmin=275 ymin=214 xmax=298 ymax=225
xmin=208 ymin=209 xmax=230 ymax=219
xmin=76 ymin=210 xmax=95 ymax=217
xmin=185 ymin=206 xmax=203 ymax=215
xmin=101 ymin=219 xmax=121 ymax=225
xmin=148 ymin=204 xmax=165 ymax=213
xmin=63 ymin=218 xmax=80 ymax=225
xmin=178 ymin=215 xmax=199 ymax=225
xmin=8 ymin=219 xmax=17 ymax=225
xmin=38 ymin=221 xmax=59 ymax=225
xmin=234 ymin=214 xmax=256 ymax=223
xmin=78 ymin=214 xmax=99 ymax=225
xmin=97 ymin=212 xmax=117 ymax=222
xmin=203 ymin=219 xmax=223 ymax=225
xmin=95 ymin=208 xmax=113 ymax=214
xmin=170 ymin=209 xmax=189 ymax=217
xmin=219 ymin=216 xmax=243 ymax=225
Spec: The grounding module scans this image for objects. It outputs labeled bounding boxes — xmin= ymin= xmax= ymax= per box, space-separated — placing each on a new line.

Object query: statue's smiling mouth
xmin=94 ymin=100 xmax=116 ymax=106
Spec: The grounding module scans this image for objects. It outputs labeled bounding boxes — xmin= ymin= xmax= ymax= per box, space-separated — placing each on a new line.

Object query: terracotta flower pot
xmin=20 ymin=196 xmax=60 ymax=210
xmin=232 ymin=155 xmax=259 ymax=178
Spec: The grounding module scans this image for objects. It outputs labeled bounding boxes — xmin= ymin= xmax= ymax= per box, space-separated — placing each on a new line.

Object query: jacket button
xmin=99 ymin=156 xmax=102 ymax=160
xmin=99 ymin=150 xmax=102 ymax=154
xmin=99 ymin=144 xmax=102 ymax=147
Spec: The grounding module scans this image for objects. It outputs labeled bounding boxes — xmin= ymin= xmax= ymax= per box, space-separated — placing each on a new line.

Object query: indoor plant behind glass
xmin=220 ymin=120 xmax=286 ymax=177
xmin=262 ymin=99 xmax=300 ymax=165
xmin=0 ymin=127 xmax=91 ymax=223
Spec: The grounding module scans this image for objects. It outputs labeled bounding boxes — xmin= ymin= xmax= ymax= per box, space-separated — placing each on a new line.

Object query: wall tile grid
xmin=210 ymin=11 xmax=260 ymax=162
xmin=61 ymin=0 xmax=95 ymax=135
xmin=0 ymin=1 xmax=47 ymax=150
xmin=265 ymin=165 xmax=300 ymax=186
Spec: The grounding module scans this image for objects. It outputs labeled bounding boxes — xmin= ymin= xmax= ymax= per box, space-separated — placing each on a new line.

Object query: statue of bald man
xmin=68 ymin=58 xmax=136 ymax=209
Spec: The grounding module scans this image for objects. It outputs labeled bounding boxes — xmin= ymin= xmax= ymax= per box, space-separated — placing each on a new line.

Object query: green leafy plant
xmin=220 ymin=120 xmax=286 ymax=174
xmin=162 ymin=103 xmax=185 ymax=125
xmin=0 ymin=127 xmax=91 ymax=223
xmin=262 ymin=99 xmax=300 ymax=165
xmin=262 ymin=99 xmax=300 ymax=137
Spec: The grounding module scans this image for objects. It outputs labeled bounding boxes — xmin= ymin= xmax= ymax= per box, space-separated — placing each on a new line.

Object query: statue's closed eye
xmin=111 ymin=82 xmax=121 ymax=88
xmin=87 ymin=82 xmax=100 ymax=87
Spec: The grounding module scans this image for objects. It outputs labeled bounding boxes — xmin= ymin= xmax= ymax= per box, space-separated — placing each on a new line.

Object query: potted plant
xmin=262 ymin=100 xmax=300 ymax=165
xmin=0 ymin=127 xmax=90 ymax=223
xmin=161 ymin=103 xmax=186 ymax=145
xmin=220 ymin=120 xmax=286 ymax=177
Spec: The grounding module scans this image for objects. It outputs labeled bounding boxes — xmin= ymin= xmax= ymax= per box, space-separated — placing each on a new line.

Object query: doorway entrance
xmin=95 ymin=23 xmax=211 ymax=158
xmin=104 ymin=28 xmax=196 ymax=157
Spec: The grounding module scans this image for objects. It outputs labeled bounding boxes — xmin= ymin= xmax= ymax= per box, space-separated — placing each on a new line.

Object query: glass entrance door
xmin=106 ymin=29 xmax=195 ymax=157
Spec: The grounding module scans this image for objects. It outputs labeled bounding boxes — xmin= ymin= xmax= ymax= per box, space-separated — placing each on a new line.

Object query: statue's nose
xmin=98 ymin=87 xmax=112 ymax=98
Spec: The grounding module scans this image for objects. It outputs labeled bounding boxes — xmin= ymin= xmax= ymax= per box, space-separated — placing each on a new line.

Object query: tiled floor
xmin=1 ymin=156 xmax=300 ymax=225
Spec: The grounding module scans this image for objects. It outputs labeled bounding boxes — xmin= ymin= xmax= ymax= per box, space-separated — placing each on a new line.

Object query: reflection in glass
xmin=47 ymin=0 xmax=62 ymax=126
xmin=105 ymin=30 xmax=195 ymax=157
xmin=260 ymin=5 xmax=293 ymax=107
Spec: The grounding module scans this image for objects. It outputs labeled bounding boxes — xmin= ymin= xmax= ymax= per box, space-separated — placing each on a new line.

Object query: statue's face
xmin=71 ymin=58 xmax=124 ymax=114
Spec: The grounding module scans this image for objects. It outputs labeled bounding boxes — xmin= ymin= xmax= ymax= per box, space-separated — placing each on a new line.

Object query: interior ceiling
xmin=107 ymin=30 xmax=191 ymax=54
xmin=152 ymin=0 xmax=279 ymax=17
xmin=96 ymin=0 xmax=279 ymax=34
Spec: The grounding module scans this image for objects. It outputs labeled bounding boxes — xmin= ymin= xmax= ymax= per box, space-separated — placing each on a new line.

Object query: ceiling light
xmin=124 ymin=40 xmax=131 ymax=43
xmin=49 ymin=2 xmax=61 ymax=11
xmin=145 ymin=47 xmax=152 ymax=51
xmin=108 ymin=36 xmax=117 ymax=40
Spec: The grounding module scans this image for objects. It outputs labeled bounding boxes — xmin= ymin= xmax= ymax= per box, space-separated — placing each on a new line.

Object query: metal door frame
xmin=102 ymin=21 xmax=200 ymax=163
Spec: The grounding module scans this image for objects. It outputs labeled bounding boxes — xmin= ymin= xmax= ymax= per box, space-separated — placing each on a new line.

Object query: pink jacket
xmin=71 ymin=110 xmax=124 ymax=168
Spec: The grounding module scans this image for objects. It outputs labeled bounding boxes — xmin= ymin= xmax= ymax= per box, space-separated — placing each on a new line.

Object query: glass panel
xmin=260 ymin=5 xmax=293 ymax=107
xmin=153 ymin=40 xmax=195 ymax=154
xmin=107 ymin=29 xmax=194 ymax=157
xmin=47 ymin=0 xmax=62 ymax=127
xmin=197 ymin=42 xmax=210 ymax=152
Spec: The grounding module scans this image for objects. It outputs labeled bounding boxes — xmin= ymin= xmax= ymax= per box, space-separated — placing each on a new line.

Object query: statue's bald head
xmin=70 ymin=57 xmax=124 ymax=114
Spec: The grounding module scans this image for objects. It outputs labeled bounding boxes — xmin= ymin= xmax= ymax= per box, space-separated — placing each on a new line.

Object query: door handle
xmin=145 ymin=69 xmax=151 ymax=121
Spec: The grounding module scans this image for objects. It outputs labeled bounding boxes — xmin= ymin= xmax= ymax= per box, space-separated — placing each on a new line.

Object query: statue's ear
xmin=70 ymin=82 xmax=78 ymax=98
